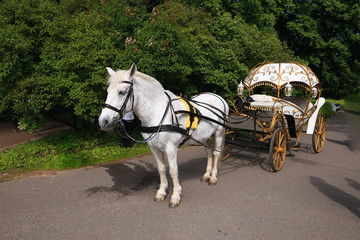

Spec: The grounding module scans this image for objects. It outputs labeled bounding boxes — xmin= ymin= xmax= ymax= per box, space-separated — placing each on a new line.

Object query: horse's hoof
xmin=201 ymin=177 xmax=210 ymax=183
xmin=169 ymin=201 xmax=180 ymax=208
xmin=209 ymin=179 xmax=217 ymax=186
xmin=154 ymin=193 xmax=166 ymax=202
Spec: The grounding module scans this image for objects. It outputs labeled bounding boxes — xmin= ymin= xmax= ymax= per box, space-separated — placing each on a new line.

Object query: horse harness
xmin=102 ymin=80 xmax=228 ymax=147
xmin=139 ymin=92 xmax=203 ymax=146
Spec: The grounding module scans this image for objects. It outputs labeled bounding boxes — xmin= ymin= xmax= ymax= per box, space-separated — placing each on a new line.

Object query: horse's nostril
xmin=99 ymin=117 xmax=109 ymax=129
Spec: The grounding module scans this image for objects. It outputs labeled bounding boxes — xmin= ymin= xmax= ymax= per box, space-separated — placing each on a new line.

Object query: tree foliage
xmin=276 ymin=0 xmax=360 ymax=98
xmin=0 ymin=0 xmax=358 ymax=130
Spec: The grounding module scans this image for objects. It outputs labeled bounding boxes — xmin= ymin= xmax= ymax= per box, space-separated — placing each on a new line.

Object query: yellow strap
xmin=178 ymin=97 xmax=198 ymax=129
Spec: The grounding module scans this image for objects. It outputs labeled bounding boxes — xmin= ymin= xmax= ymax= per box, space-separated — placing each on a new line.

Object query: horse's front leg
xmin=151 ymin=147 xmax=168 ymax=202
xmin=166 ymin=147 xmax=182 ymax=208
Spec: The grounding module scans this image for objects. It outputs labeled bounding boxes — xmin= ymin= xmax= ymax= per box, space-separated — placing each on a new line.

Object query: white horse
xmin=99 ymin=63 xmax=229 ymax=207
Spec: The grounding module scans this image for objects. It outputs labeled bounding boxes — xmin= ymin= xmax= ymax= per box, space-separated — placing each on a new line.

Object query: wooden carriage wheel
xmin=222 ymin=129 xmax=234 ymax=160
xmin=269 ymin=128 xmax=287 ymax=172
xmin=222 ymin=144 xmax=232 ymax=160
xmin=312 ymin=114 xmax=326 ymax=153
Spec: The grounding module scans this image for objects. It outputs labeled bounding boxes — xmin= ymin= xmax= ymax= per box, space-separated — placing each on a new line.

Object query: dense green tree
xmin=276 ymin=0 xmax=360 ymax=98
xmin=0 ymin=0 xmax=60 ymax=129
xmin=1 ymin=0 xmax=356 ymax=131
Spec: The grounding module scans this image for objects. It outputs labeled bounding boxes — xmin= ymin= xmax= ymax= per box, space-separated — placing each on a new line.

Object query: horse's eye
xmin=118 ymin=90 xmax=126 ymax=95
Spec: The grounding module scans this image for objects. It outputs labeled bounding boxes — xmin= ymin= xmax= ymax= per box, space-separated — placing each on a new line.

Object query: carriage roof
xmin=243 ymin=62 xmax=321 ymax=91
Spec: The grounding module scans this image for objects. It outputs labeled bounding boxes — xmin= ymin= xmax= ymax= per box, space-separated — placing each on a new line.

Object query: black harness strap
xmin=140 ymin=125 xmax=188 ymax=135
xmin=174 ymin=110 xmax=228 ymax=129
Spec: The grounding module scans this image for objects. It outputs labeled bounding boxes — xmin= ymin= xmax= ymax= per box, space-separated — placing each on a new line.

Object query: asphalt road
xmin=1 ymin=110 xmax=359 ymax=240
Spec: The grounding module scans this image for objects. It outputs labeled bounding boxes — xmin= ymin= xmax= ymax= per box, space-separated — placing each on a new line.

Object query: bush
xmin=319 ymin=102 xmax=335 ymax=119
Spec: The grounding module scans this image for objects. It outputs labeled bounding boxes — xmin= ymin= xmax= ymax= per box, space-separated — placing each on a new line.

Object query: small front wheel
xmin=222 ymin=129 xmax=234 ymax=160
xmin=222 ymin=143 xmax=232 ymax=160
xmin=312 ymin=114 xmax=326 ymax=153
xmin=269 ymin=128 xmax=287 ymax=172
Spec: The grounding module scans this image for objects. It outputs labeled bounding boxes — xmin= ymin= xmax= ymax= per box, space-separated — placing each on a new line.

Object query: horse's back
xmin=191 ymin=92 xmax=229 ymax=120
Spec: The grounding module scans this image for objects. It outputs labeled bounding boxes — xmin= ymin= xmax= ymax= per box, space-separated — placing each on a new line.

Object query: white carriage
xmin=225 ymin=62 xmax=326 ymax=171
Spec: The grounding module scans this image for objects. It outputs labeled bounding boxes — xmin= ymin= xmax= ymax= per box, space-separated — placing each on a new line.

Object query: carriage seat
xmin=248 ymin=94 xmax=282 ymax=110
xmin=282 ymin=96 xmax=313 ymax=112
xmin=280 ymin=96 xmax=315 ymax=128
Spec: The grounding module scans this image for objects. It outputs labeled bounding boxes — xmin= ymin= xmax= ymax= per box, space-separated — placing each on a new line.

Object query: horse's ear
xmin=129 ymin=63 xmax=137 ymax=78
xmin=106 ymin=67 xmax=116 ymax=76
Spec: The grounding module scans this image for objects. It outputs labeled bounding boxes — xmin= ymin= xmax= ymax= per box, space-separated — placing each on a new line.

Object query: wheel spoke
xmin=273 ymin=151 xmax=277 ymax=159
xmin=274 ymin=154 xmax=279 ymax=169
xmin=276 ymin=153 xmax=280 ymax=168
xmin=316 ymin=135 xmax=321 ymax=149
xmin=279 ymin=132 xmax=284 ymax=146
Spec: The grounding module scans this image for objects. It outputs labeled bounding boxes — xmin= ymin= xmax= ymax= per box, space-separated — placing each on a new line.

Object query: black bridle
xmin=102 ymin=80 xmax=133 ymax=119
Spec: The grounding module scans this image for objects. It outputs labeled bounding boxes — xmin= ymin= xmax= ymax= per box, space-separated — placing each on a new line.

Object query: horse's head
xmin=99 ymin=63 xmax=137 ymax=131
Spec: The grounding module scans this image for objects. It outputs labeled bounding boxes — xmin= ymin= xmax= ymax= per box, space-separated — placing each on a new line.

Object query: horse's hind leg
xmin=201 ymin=139 xmax=213 ymax=183
xmin=151 ymin=148 xmax=168 ymax=202
xmin=208 ymin=127 xmax=226 ymax=186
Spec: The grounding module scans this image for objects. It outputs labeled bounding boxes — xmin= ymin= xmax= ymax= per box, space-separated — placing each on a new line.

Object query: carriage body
xmin=225 ymin=63 xmax=326 ymax=171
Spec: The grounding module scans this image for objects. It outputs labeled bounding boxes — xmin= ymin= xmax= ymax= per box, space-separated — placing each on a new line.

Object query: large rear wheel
xmin=312 ymin=114 xmax=326 ymax=153
xmin=269 ymin=128 xmax=287 ymax=172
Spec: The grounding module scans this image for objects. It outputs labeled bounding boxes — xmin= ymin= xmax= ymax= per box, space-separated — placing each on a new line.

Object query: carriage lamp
xmin=284 ymin=82 xmax=293 ymax=97
xmin=311 ymin=87 xmax=318 ymax=98
xmin=237 ymin=81 xmax=244 ymax=96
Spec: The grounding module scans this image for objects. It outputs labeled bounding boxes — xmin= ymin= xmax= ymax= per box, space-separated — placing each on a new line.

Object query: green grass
xmin=0 ymin=128 xmax=150 ymax=181
xmin=342 ymin=93 xmax=360 ymax=134
xmin=343 ymin=93 xmax=360 ymax=112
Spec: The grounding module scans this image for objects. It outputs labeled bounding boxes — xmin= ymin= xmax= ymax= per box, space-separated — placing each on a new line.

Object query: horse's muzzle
xmin=99 ymin=115 xmax=116 ymax=131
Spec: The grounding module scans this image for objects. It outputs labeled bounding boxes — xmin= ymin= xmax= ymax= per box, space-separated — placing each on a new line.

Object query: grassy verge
xmin=342 ymin=93 xmax=360 ymax=134
xmin=0 ymin=128 xmax=150 ymax=181
xmin=343 ymin=93 xmax=360 ymax=112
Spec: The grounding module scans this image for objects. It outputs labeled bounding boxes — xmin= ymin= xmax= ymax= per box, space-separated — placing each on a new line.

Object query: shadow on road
xmin=221 ymin=146 xmax=270 ymax=174
xmin=86 ymin=161 xmax=159 ymax=196
xmin=310 ymin=176 xmax=360 ymax=218
xmin=86 ymin=155 xmax=219 ymax=197
xmin=326 ymin=138 xmax=353 ymax=151
xmin=346 ymin=178 xmax=360 ymax=192
xmin=85 ymin=147 xmax=271 ymax=198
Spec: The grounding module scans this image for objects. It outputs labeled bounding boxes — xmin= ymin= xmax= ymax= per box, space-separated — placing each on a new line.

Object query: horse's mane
xmin=107 ymin=69 xmax=165 ymax=99
xmin=108 ymin=70 xmax=162 ymax=88
xmin=134 ymin=71 xmax=164 ymax=91
xmin=133 ymin=71 xmax=165 ymax=99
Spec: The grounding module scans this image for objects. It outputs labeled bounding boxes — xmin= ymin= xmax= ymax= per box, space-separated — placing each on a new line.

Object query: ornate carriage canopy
xmin=243 ymin=62 xmax=320 ymax=91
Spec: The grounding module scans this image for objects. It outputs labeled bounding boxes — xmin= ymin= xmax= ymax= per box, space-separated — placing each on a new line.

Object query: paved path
xmin=0 ymin=121 xmax=68 ymax=152
xmin=1 ymin=111 xmax=359 ymax=240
